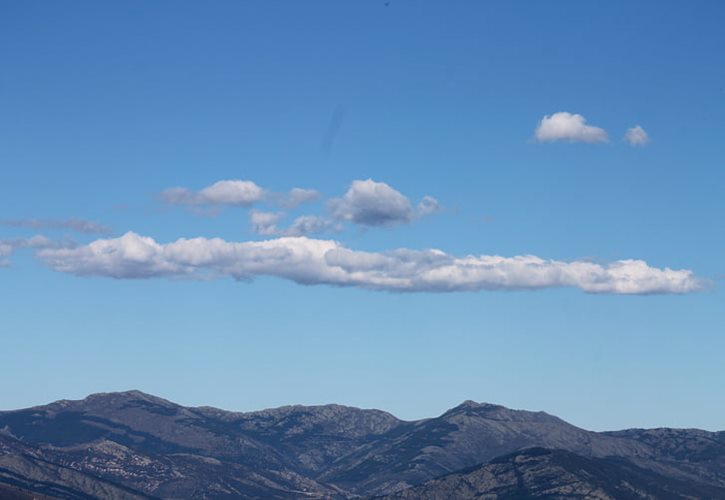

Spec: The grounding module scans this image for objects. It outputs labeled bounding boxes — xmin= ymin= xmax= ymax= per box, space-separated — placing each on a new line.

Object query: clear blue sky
xmin=1 ymin=1 xmax=723 ymax=431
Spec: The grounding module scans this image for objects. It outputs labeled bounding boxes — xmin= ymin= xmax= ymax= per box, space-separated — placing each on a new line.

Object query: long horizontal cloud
xmin=36 ymin=232 xmax=704 ymax=294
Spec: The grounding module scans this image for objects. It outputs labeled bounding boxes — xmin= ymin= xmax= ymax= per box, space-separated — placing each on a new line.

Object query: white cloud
xmin=624 ymin=125 xmax=649 ymax=146
xmin=36 ymin=232 xmax=704 ymax=295
xmin=1 ymin=218 xmax=110 ymax=234
xmin=534 ymin=112 xmax=608 ymax=143
xmin=328 ymin=179 xmax=440 ymax=227
xmin=162 ymin=180 xmax=265 ymax=207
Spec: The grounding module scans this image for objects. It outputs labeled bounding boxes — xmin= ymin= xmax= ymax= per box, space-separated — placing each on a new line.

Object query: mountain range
xmin=1 ymin=391 xmax=724 ymax=499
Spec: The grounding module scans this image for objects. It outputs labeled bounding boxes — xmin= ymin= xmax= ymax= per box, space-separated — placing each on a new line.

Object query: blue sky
xmin=1 ymin=1 xmax=723 ymax=431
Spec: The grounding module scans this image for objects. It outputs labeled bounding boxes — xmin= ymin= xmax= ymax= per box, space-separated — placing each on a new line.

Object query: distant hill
xmin=0 ymin=391 xmax=723 ymax=499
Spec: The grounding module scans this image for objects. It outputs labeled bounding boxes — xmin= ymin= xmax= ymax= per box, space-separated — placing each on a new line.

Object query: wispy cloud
xmin=283 ymin=215 xmax=341 ymax=236
xmin=249 ymin=210 xmax=285 ymax=236
xmin=1 ymin=218 xmax=110 ymax=234
xmin=0 ymin=243 xmax=13 ymax=267
xmin=534 ymin=112 xmax=608 ymax=143
xmin=0 ymin=235 xmax=75 ymax=267
xmin=624 ymin=125 xmax=649 ymax=146
xmin=279 ymin=188 xmax=320 ymax=208
xmin=36 ymin=232 xmax=704 ymax=295
xmin=249 ymin=211 xmax=340 ymax=237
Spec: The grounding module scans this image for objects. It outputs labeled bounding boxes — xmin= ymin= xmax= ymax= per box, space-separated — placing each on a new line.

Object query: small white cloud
xmin=417 ymin=196 xmax=442 ymax=217
xmin=36 ymin=232 xmax=705 ymax=295
xmin=199 ymin=180 xmax=264 ymax=205
xmin=328 ymin=179 xmax=413 ymax=226
xmin=535 ymin=112 xmax=608 ymax=143
xmin=624 ymin=125 xmax=649 ymax=146
xmin=328 ymin=179 xmax=439 ymax=227
xmin=162 ymin=180 xmax=265 ymax=207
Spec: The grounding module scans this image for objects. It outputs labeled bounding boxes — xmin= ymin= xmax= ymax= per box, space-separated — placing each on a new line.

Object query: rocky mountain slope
xmin=377 ymin=447 xmax=725 ymax=499
xmin=0 ymin=391 xmax=723 ymax=499
xmin=318 ymin=401 xmax=650 ymax=495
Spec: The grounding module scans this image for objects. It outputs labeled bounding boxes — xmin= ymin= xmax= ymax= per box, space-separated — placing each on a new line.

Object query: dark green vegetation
xmin=1 ymin=392 xmax=724 ymax=499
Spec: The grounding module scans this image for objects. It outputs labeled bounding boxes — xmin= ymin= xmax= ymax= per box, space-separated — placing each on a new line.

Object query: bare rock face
xmin=1 ymin=392 xmax=724 ymax=499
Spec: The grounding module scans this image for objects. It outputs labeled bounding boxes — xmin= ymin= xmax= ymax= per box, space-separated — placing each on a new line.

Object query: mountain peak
xmin=447 ymin=400 xmax=505 ymax=413
xmin=439 ymin=400 xmax=564 ymax=427
xmin=37 ymin=390 xmax=179 ymax=414
xmin=458 ymin=399 xmax=500 ymax=408
xmin=83 ymin=389 xmax=175 ymax=405
xmin=91 ymin=389 xmax=157 ymax=399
